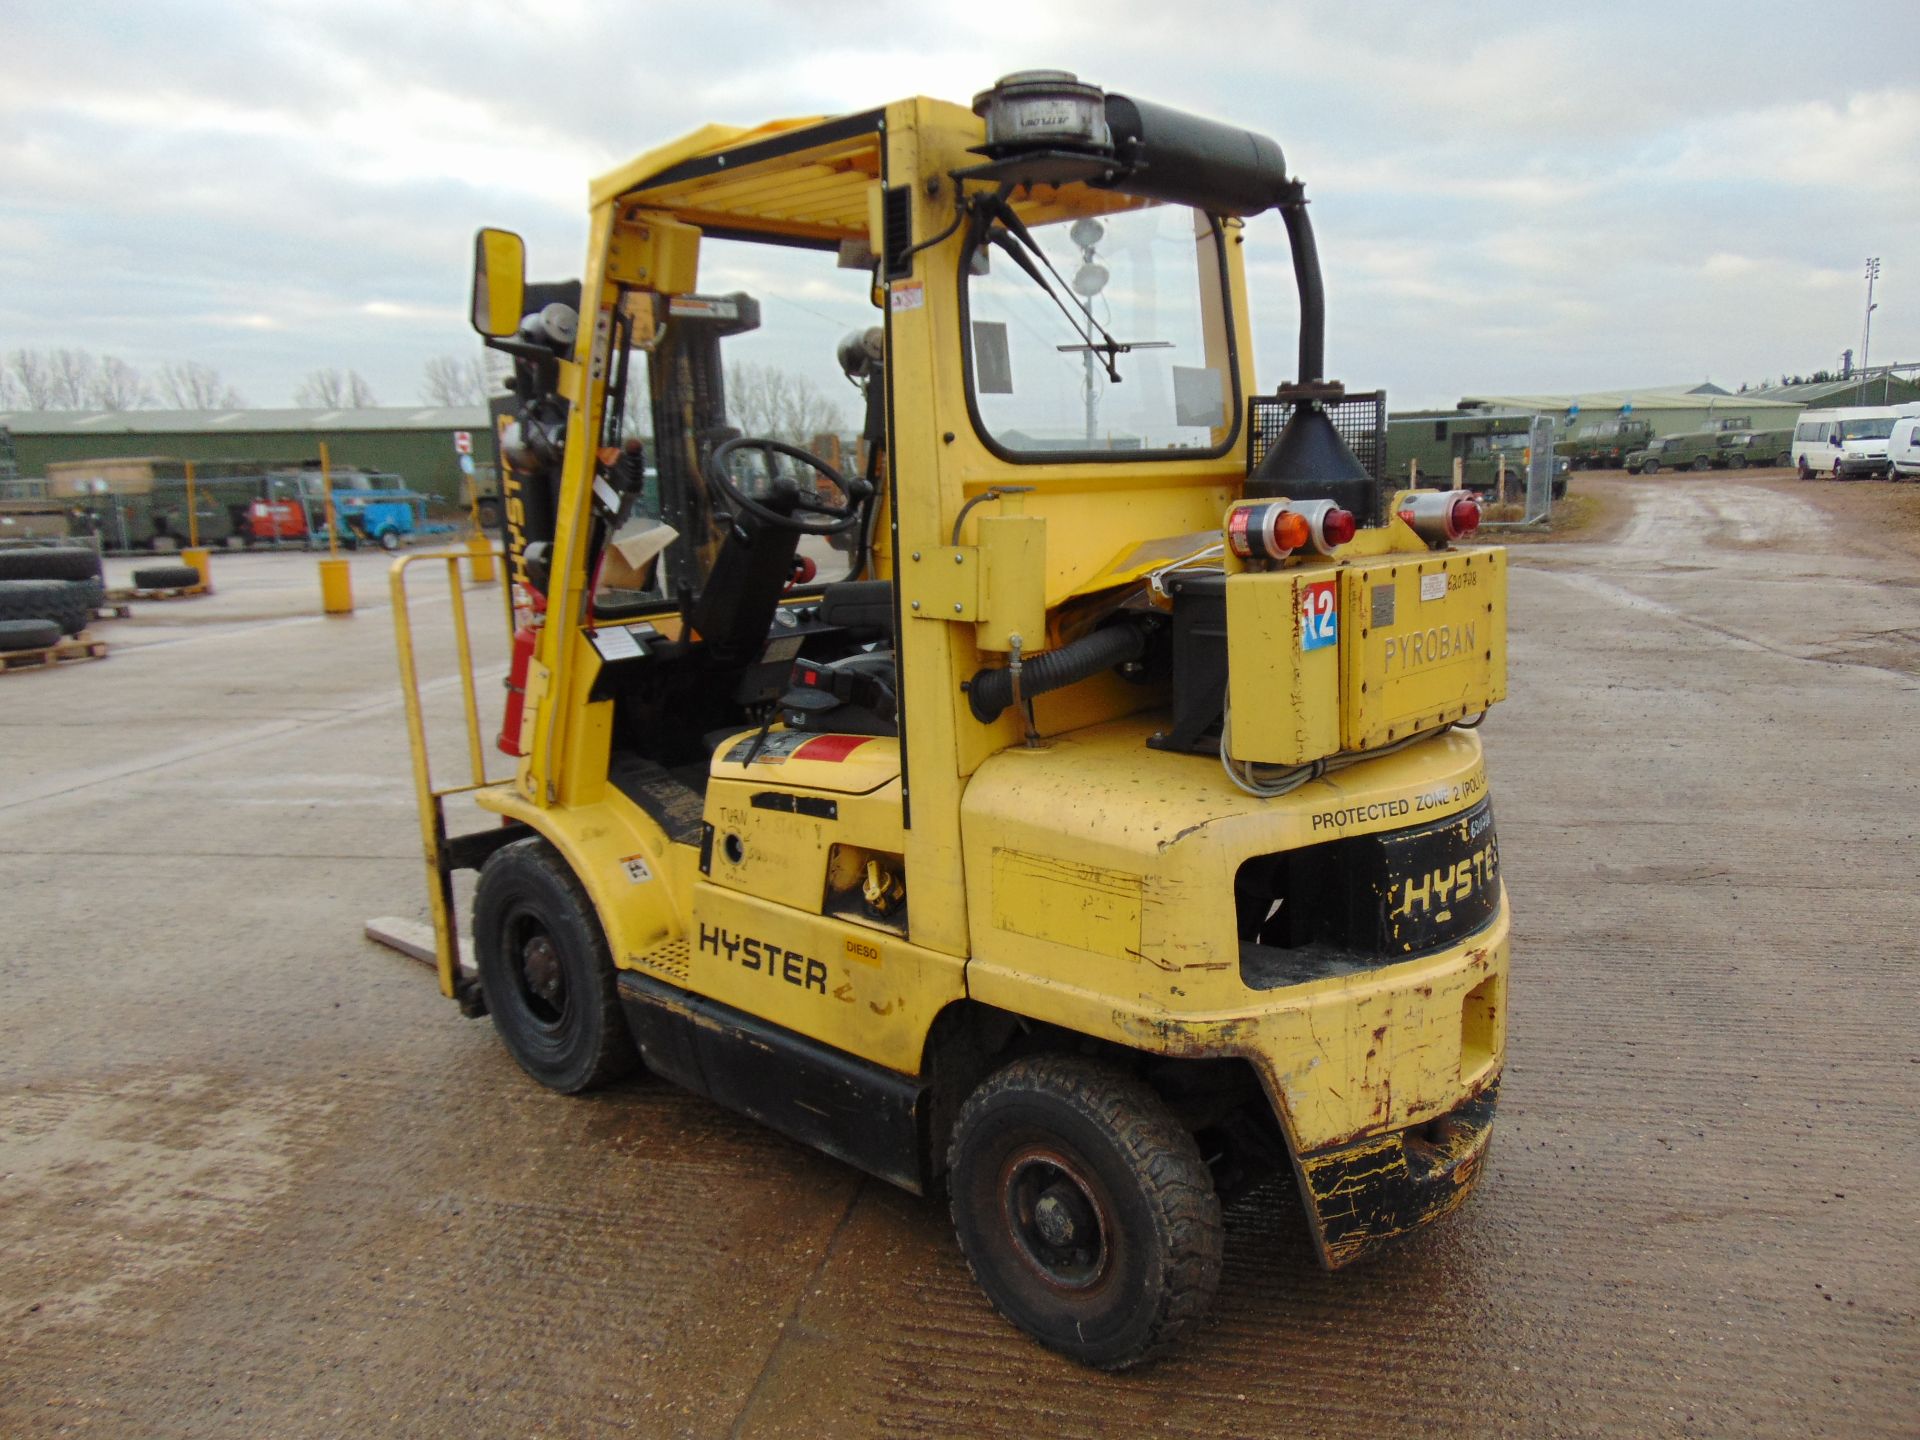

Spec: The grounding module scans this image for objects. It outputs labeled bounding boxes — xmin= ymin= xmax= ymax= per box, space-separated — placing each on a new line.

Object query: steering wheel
xmin=706 ymin=436 xmax=871 ymax=535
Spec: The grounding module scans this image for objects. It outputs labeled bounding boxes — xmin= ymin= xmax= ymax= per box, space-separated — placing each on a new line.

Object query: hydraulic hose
xmin=967 ymin=621 xmax=1147 ymax=724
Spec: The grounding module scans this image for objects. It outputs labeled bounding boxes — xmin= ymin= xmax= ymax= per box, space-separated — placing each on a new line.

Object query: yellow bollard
xmin=319 ymin=557 xmax=354 ymax=615
xmin=181 ymin=546 xmax=213 ymax=593
xmin=466 ymin=531 xmax=497 ymax=584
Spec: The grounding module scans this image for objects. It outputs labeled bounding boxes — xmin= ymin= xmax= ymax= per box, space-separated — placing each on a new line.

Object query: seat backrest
xmin=688 ymin=503 xmax=802 ymax=663
xmin=818 ymin=579 xmax=894 ymax=639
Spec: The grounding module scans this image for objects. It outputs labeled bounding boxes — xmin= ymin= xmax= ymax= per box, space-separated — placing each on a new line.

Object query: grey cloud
xmin=4 ymin=0 xmax=1917 ymax=409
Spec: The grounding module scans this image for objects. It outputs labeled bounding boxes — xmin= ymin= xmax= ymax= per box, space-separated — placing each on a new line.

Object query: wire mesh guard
xmin=1247 ymin=391 xmax=1387 ymax=485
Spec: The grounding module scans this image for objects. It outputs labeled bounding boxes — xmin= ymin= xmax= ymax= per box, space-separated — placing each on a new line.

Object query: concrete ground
xmin=2 ymin=479 xmax=1915 ymax=1437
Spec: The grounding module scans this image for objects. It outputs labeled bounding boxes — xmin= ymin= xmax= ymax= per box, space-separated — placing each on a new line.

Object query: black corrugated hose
xmin=966 ymin=622 xmax=1147 ymax=723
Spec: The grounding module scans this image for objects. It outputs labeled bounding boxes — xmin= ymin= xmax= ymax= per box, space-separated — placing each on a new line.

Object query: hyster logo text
xmin=698 ymin=924 xmax=828 ymax=994
xmin=1393 ymin=842 xmax=1499 ymax=921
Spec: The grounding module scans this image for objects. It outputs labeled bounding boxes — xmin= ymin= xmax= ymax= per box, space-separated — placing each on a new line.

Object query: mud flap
xmin=1292 ymin=1077 xmax=1499 ymax=1269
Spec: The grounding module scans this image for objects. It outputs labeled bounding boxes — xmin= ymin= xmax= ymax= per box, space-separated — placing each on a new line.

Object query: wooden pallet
xmin=105 ymin=584 xmax=209 ymax=602
xmin=0 ymin=631 xmax=110 ymax=673
xmin=92 ymin=602 xmax=133 ymax=621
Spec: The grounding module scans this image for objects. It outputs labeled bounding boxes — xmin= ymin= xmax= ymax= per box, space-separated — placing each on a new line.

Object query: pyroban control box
xmin=1152 ymin=543 xmax=1507 ymax=766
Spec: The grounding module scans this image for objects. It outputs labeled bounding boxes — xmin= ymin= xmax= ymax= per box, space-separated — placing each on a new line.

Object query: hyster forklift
xmin=396 ymin=71 xmax=1510 ymax=1369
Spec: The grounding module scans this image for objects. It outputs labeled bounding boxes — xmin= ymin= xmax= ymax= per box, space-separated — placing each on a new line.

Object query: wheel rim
xmin=507 ymin=911 xmax=571 ymax=1028
xmin=999 ymin=1144 xmax=1113 ymax=1292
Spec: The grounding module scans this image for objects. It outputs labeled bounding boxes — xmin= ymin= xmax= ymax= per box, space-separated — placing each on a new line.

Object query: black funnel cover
xmin=1246 ymin=404 xmax=1378 ymax=525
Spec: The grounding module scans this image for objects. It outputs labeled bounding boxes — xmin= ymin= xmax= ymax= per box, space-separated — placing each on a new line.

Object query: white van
xmin=1792 ymin=406 xmax=1905 ymax=479
xmin=1888 ymin=413 xmax=1920 ymax=480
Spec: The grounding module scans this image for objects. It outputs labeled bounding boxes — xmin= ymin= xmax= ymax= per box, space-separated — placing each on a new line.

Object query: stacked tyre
xmin=0 ymin=542 xmax=105 ymax=651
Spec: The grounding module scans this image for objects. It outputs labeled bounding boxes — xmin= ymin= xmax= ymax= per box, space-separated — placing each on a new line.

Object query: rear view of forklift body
xmin=397 ymin=73 xmax=1511 ymax=1368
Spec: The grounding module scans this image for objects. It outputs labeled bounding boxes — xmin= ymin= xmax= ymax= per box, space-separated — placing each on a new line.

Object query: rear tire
xmin=947 ymin=1054 xmax=1223 ymax=1370
xmin=1691 ymin=455 xmax=1709 ymax=471
xmin=1643 ymin=459 xmax=1660 ymax=475
xmin=1777 ymin=452 xmax=1793 ymax=470
xmin=132 ymin=563 xmax=201 ymax=590
xmin=1728 ymin=455 xmax=1746 ymax=470
xmin=379 ymin=528 xmax=401 ymax=552
xmin=0 ymin=618 xmax=62 ymax=652
xmin=0 ymin=578 xmax=91 ymax=635
xmin=0 ymin=545 xmax=102 ymax=583
xmin=473 ymin=838 xmax=639 ymax=1094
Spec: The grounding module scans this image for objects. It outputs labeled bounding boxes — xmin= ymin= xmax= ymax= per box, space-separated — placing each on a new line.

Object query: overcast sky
xmin=4 ymin=0 xmax=1916 ymax=411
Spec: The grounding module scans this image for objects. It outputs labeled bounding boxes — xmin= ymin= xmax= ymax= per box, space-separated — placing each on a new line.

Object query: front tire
xmin=1643 ymin=459 xmax=1661 ymax=474
xmin=947 ymin=1055 xmax=1223 ymax=1370
xmin=473 ymin=838 xmax=639 ymax=1094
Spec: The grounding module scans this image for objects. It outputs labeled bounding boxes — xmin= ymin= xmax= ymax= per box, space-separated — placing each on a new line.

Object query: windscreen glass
xmin=1839 ymin=418 xmax=1896 ymax=441
xmin=963 ymin=204 xmax=1237 ymax=460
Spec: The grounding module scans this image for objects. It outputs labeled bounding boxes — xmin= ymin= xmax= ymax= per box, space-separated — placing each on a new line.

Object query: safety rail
xmin=390 ymin=547 xmax=515 ymax=999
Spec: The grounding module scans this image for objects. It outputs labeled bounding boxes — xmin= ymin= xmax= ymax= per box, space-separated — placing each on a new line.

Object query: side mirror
xmin=471 ymin=228 xmax=527 ymax=338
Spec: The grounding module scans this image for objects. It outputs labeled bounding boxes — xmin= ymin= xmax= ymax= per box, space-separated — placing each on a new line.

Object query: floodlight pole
xmin=1862 ymin=256 xmax=1881 ymax=375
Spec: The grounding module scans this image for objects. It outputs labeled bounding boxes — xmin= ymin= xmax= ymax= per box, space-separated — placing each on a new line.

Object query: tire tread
xmin=948 ymin=1053 xmax=1223 ymax=1369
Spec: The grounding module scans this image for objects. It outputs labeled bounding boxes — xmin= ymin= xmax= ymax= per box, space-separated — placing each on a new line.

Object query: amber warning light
xmin=1227 ymin=500 xmax=1356 ymax=561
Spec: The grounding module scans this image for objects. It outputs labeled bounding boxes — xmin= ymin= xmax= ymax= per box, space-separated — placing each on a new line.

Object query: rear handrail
xmin=390 ymin=547 xmax=512 ymax=997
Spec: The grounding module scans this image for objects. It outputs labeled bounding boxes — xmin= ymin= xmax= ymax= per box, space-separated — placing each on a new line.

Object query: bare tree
xmin=725 ymin=362 xmax=846 ymax=447
xmin=0 ymin=362 xmax=18 ymax=410
xmin=295 ymin=368 xmax=379 ymax=408
xmin=419 ymin=352 xmax=505 ymax=406
xmin=6 ymin=350 xmax=57 ymax=409
xmin=158 ymin=361 xmax=245 ymax=409
xmin=90 ymin=356 xmax=154 ymax=410
xmin=46 ymin=348 xmax=98 ymax=409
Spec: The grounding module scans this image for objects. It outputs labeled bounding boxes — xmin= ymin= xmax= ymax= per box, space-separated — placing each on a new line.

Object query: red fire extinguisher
xmin=497 ymin=589 xmax=546 ymax=756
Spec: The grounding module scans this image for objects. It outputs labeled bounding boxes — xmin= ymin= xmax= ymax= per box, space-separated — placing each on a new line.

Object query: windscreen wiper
xmin=984 ymin=196 xmax=1130 ymax=382
xmin=985 ymin=229 xmax=1117 ymax=380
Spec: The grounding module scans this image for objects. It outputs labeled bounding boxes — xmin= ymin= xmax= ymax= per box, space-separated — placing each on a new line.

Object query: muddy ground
xmin=2 ymin=477 xmax=1916 ymax=1437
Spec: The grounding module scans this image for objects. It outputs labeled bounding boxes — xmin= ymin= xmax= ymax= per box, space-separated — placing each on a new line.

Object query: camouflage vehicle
xmin=1386 ymin=410 xmax=1543 ymax=494
xmin=1556 ymin=416 xmax=1653 ymax=469
xmin=1625 ymin=431 xmax=1722 ymax=474
xmin=1715 ymin=427 xmax=1795 ymax=470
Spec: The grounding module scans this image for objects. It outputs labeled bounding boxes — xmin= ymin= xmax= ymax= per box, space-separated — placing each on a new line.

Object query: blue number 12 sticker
xmin=1300 ymin=580 xmax=1338 ymax=651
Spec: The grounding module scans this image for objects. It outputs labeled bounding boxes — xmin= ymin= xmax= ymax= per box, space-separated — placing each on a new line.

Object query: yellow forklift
xmin=395 ymin=71 xmax=1509 ymax=1368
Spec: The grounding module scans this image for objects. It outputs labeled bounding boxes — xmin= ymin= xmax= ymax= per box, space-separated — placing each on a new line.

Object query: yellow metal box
xmin=1340 ymin=549 xmax=1506 ymax=750
xmin=1224 ymin=569 xmax=1341 ymax=765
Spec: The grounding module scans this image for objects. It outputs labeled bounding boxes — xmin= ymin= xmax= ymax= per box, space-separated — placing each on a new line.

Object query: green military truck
xmin=1627 ymin=416 xmax=1783 ymax=474
xmin=1626 ymin=432 xmax=1717 ymax=473
xmin=1557 ymin=415 xmax=1653 ymax=469
xmin=1386 ymin=409 xmax=1562 ymax=497
xmin=1715 ymin=427 xmax=1794 ymax=470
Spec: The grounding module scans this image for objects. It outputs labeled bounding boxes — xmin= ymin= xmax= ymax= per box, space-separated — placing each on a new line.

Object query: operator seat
xmin=779 ymin=579 xmax=898 ymax=736
xmin=816 ymin=579 xmax=893 ymax=640
xmin=687 ymin=484 xmax=804 ymax=667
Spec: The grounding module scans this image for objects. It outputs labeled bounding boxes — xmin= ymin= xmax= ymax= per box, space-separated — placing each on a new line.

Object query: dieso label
xmin=1300 ymin=580 xmax=1338 ymax=651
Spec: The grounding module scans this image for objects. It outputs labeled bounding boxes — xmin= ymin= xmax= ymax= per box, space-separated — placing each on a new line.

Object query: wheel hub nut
xmin=1034 ymin=1185 xmax=1080 ymax=1247
xmin=523 ymin=936 xmax=563 ymax=1004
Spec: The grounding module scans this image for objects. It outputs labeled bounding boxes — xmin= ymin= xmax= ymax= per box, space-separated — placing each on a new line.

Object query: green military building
xmin=0 ymin=406 xmax=495 ymax=505
xmin=1741 ymin=374 xmax=1920 ymax=409
xmin=1452 ymin=383 xmax=1801 ymax=442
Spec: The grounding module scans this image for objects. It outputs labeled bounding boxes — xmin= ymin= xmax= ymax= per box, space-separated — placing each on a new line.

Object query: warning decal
xmin=793 ymin=734 xmax=875 ymax=763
